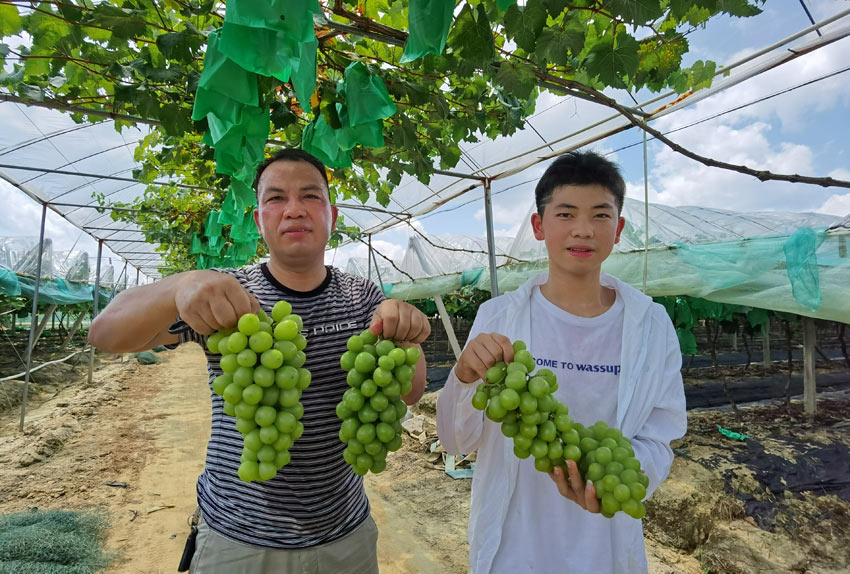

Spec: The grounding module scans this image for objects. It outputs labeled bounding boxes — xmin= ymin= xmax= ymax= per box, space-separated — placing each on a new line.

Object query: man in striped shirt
xmin=89 ymin=149 xmax=430 ymax=573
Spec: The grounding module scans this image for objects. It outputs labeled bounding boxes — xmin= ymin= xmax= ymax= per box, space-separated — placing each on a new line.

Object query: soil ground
xmin=1 ymin=344 xmax=848 ymax=573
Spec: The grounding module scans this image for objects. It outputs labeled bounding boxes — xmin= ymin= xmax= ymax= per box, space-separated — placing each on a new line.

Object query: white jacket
xmin=436 ymin=272 xmax=687 ymax=573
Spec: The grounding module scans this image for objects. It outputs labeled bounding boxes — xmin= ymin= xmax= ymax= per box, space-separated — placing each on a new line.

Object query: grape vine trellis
xmin=2 ymin=0 xmax=847 ymax=273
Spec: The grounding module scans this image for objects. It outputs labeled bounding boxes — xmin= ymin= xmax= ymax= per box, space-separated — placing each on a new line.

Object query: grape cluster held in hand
xmin=335 ymin=330 xmax=420 ymax=476
xmin=471 ymin=340 xmax=649 ymax=519
xmin=206 ymin=301 xmax=310 ymax=483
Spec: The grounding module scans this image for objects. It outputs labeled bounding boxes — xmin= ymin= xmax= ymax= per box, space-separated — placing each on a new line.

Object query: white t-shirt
xmin=491 ymin=286 xmax=625 ymax=573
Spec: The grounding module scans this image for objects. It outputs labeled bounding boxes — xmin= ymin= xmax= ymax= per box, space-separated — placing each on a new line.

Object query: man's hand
xmin=174 ymin=271 xmax=259 ymax=335
xmin=548 ymin=460 xmax=600 ymax=514
xmin=455 ymin=333 xmax=514 ymax=384
xmin=369 ymin=300 xmax=430 ymax=344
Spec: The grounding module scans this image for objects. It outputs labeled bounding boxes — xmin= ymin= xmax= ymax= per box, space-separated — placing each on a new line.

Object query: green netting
xmin=340 ymin=62 xmax=397 ymax=126
xmin=783 ymin=227 xmax=826 ymax=312
xmin=0 ymin=269 xmax=21 ymax=296
xmin=0 ymin=508 xmax=112 ymax=573
xmin=400 ymin=0 xmax=455 ymax=63
xmin=497 ymin=0 xmax=519 ymax=10
xmin=15 ymin=277 xmax=111 ymax=307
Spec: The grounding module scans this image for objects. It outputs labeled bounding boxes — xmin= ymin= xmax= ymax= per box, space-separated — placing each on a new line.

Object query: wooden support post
xmin=802 ymin=317 xmax=817 ymax=417
xmin=762 ymin=323 xmax=771 ymax=369
xmin=31 ymin=304 xmax=58 ymax=349
xmin=435 ymin=295 xmax=462 ymax=360
xmin=60 ymin=308 xmax=89 ymax=350
xmin=730 ymin=332 xmax=738 ymax=352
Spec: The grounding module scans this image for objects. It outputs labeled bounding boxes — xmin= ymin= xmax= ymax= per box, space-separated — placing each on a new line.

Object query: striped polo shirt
xmin=172 ymin=263 xmax=384 ymax=548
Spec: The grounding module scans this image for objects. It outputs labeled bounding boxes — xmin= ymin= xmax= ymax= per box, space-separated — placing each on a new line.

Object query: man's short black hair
xmin=534 ymin=151 xmax=626 ymax=216
xmin=253 ymin=148 xmax=329 ymax=195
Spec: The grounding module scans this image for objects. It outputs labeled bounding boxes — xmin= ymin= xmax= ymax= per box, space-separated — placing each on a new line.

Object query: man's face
xmin=531 ymin=184 xmax=625 ymax=277
xmin=253 ymin=160 xmax=338 ymax=265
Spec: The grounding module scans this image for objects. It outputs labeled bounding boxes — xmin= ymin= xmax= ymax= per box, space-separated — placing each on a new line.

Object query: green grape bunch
xmin=470 ymin=340 xmax=649 ymax=519
xmin=335 ymin=329 xmax=421 ymax=476
xmin=204 ymin=300 xmax=310 ymax=483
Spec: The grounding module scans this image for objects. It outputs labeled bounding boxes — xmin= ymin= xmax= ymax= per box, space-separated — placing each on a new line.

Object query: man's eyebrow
xmin=552 ymin=202 xmax=615 ymax=210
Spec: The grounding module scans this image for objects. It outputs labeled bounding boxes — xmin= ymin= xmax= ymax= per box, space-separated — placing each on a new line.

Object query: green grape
xmin=257 ymin=462 xmax=277 ymax=481
xmin=261 ymin=349 xmax=284 ymax=370
xmin=206 ymin=333 xmax=224 ymax=354
xmin=274 ymin=320 xmax=299 ymax=341
xmin=347 ymin=335 xmax=364 ymax=353
xmin=235 ymin=417 xmax=257 ymax=434
xmin=471 ymin=391 xmax=489 ymax=411
xmin=219 ymin=353 xmax=239 ymax=374
xmin=238 ymin=461 xmax=259 ymax=482
xmin=237 ymin=314 xmax=260 ymax=336
xmin=358 ymin=329 xmax=377 ymax=345
xmin=498 ymin=388 xmax=521 ymax=410
xmin=227 ymin=332 xmax=248 ymax=354
xmin=271 ymin=300 xmax=292 ymax=322
xmin=212 ymin=374 xmax=232 ymax=396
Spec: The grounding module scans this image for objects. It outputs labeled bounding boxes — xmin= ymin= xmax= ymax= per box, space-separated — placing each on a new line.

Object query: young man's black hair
xmin=535 ymin=151 xmax=626 ymax=216
xmin=253 ymin=148 xmax=330 ymax=193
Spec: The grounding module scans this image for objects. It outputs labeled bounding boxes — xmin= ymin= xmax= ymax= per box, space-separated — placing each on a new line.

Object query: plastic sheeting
xmin=347 ymin=201 xmax=850 ymax=323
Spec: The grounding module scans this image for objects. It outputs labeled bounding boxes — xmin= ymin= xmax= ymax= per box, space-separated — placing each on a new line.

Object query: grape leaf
xmin=583 ymin=33 xmax=640 ymax=89
xmin=504 ymin=0 xmax=547 ymax=53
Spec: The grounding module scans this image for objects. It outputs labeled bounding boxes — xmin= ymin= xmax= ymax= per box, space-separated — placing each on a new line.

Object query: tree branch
xmin=538 ymin=73 xmax=850 ymax=189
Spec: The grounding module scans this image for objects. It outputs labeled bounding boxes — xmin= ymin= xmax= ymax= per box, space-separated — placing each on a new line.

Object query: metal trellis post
xmin=483 ymin=179 xmax=500 ymax=298
xmin=88 ymin=240 xmax=103 ymax=386
xmin=19 ymin=203 xmax=48 ymax=432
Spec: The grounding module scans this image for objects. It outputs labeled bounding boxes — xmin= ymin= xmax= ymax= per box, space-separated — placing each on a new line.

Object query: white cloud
xmin=656 ymin=38 xmax=850 ymax=135
xmin=644 ymin=120 xmax=831 ymax=212
xmin=815 ymin=171 xmax=850 ymax=216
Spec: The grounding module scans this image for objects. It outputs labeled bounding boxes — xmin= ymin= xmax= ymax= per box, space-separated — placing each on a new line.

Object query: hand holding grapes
xmin=175 ymin=271 xmax=259 ymax=335
xmin=369 ymin=300 xmax=431 ymax=344
xmin=455 ymin=333 xmax=515 ymax=384
xmin=549 ymin=460 xmax=600 ymax=514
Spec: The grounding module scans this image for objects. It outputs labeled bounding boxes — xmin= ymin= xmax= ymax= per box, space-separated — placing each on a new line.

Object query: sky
xmin=1 ymin=0 xmax=848 ymax=280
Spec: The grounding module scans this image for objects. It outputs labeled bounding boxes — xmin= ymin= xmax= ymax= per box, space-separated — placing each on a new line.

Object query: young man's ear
xmin=330 ymin=205 xmax=339 ymax=232
xmin=531 ymin=212 xmax=544 ymax=241
xmin=614 ymin=216 xmax=625 ymax=244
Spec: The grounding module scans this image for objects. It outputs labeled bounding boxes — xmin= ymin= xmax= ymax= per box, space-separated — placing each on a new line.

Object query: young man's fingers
xmin=566 ymin=460 xmax=587 ymax=503
xmin=479 ymin=335 xmax=509 ymax=365
xmin=493 ymin=333 xmax=516 ymax=364
xmin=585 ymin=481 xmax=600 ymax=513
xmin=549 ymin=466 xmax=573 ymax=500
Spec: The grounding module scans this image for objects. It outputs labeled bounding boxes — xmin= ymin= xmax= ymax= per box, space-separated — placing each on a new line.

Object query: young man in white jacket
xmin=437 ymin=151 xmax=687 ymax=574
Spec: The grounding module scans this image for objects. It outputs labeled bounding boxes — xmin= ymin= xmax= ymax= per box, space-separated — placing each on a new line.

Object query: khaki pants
xmin=189 ymin=516 xmax=379 ymax=574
